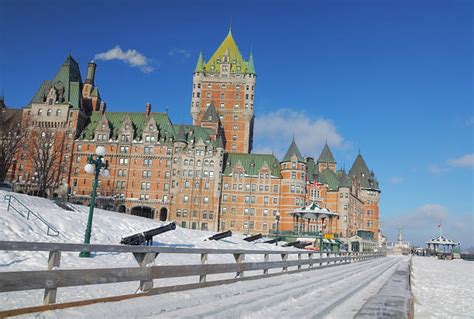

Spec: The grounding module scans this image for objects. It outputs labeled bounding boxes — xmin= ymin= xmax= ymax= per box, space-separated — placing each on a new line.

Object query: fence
xmin=0 ymin=240 xmax=385 ymax=317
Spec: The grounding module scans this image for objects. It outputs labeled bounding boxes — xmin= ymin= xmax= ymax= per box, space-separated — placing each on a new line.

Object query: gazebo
xmin=426 ymin=235 xmax=460 ymax=254
xmin=289 ymin=202 xmax=338 ymax=235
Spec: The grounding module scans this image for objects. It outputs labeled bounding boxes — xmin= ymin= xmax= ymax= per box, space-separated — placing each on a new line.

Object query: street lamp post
xmin=275 ymin=211 xmax=280 ymax=246
xmin=79 ymin=146 xmax=109 ymax=258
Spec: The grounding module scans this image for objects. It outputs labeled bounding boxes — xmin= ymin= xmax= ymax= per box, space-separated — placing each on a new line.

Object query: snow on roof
xmin=425 ymin=235 xmax=459 ymax=246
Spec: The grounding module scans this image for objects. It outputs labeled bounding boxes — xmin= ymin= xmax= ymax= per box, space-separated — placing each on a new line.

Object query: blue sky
xmin=1 ymin=0 xmax=472 ymax=247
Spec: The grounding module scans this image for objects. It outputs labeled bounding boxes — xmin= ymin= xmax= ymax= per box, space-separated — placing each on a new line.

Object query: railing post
xmin=263 ymin=253 xmax=269 ymax=275
xmin=308 ymin=252 xmax=313 ymax=268
xmin=133 ymin=252 xmax=158 ymax=292
xmin=5 ymin=195 xmax=11 ymax=211
xmin=43 ymin=250 xmax=61 ymax=305
xmin=200 ymin=253 xmax=208 ymax=283
xmin=234 ymin=253 xmax=244 ymax=278
xmin=297 ymin=253 xmax=302 ymax=270
xmin=319 ymin=252 xmax=323 ymax=267
xmin=281 ymin=254 xmax=288 ymax=272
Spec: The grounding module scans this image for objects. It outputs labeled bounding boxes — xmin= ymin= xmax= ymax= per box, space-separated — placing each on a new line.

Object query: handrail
xmin=0 ymin=240 xmax=348 ymax=255
xmin=0 ymin=239 xmax=386 ymax=315
xmin=4 ymin=195 xmax=60 ymax=236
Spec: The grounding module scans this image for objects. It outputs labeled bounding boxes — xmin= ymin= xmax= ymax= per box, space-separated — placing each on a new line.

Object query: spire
xmin=205 ymin=29 xmax=247 ymax=74
xmin=194 ymin=51 xmax=204 ymax=73
xmin=247 ymin=51 xmax=256 ymax=74
xmin=201 ymin=103 xmax=219 ymax=122
xmin=282 ymin=139 xmax=304 ymax=163
xmin=317 ymin=143 xmax=336 ymax=164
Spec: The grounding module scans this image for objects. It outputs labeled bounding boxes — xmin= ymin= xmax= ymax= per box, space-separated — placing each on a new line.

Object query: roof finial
xmin=292 ymin=131 xmax=295 ymax=142
xmin=358 ymin=144 xmax=361 ymax=155
xmin=229 ymin=17 xmax=233 ymax=34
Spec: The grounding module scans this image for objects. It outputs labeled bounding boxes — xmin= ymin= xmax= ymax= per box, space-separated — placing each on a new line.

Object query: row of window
xmin=183 ymin=159 xmax=215 ymax=167
xmin=37 ymin=109 xmax=62 ymax=116
xmin=224 ymin=183 xmax=279 ymax=192
xmin=176 ymin=210 xmax=215 ymax=220
xmin=222 ymin=194 xmax=277 ymax=205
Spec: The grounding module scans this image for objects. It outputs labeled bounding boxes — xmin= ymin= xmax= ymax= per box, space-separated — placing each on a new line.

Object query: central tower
xmin=191 ymin=29 xmax=256 ymax=153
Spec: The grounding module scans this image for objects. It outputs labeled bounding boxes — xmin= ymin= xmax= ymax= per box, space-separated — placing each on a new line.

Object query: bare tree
xmin=0 ymin=106 xmax=25 ymax=182
xmin=27 ymin=130 xmax=65 ymax=197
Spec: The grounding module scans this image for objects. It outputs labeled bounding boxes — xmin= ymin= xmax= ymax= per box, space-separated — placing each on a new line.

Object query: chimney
xmin=86 ymin=60 xmax=97 ymax=85
xmin=145 ymin=102 xmax=151 ymax=116
xmin=99 ymin=101 xmax=106 ymax=115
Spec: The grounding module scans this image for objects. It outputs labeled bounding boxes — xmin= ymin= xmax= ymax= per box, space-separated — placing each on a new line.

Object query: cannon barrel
xmin=120 ymin=233 xmax=146 ymax=246
xmin=143 ymin=222 xmax=176 ymax=239
xmin=207 ymin=230 xmax=232 ymax=241
xmin=121 ymin=222 xmax=177 ymax=245
xmin=243 ymin=233 xmax=262 ymax=242
xmin=263 ymin=237 xmax=281 ymax=244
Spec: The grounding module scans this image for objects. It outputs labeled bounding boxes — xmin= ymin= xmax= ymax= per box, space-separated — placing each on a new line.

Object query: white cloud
xmin=389 ymin=176 xmax=404 ymax=184
xmin=253 ymin=109 xmax=349 ymax=159
xmin=95 ymin=46 xmax=155 ymax=73
xmin=447 ymin=154 xmax=474 ymax=168
xmin=168 ymin=48 xmax=191 ymax=59
xmin=429 ymin=154 xmax=474 ymax=174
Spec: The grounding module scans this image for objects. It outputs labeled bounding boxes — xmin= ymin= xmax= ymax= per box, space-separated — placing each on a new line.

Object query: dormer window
xmin=47 ymin=109 xmax=52 ymax=116
xmin=38 ymin=109 xmax=43 ymax=116
xmin=56 ymin=109 xmax=61 ymax=116
xmin=48 ymin=99 xmax=53 ymax=105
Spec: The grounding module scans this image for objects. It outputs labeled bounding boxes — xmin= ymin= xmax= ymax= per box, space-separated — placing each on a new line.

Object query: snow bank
xmin=0 ymin=191 xmax=298 ymax=310
xmin=412 ymin=256 xmax=474 ymax=318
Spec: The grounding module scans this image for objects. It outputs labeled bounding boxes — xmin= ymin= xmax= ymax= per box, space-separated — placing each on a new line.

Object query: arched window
xmin=210 ymin=160 xmax=214 ymax=167
xmin=48 ymin=99 xmax=53 ymax=105
xmin=38 ymin=109 xmax=43 ymax=116
xmin=184 ymin=159 xmax=189 ymax=166
xmin=47 ymin=109 xmax=52 ymax=116
xmin=56 ymin=109 xmax=61 ymax=116
xmin=204 ymin=160 xmax=209 ymax=167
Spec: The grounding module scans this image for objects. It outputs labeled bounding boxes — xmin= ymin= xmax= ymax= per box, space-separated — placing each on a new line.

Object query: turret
xmin=86 ymin=60 xmax=97 ymax=85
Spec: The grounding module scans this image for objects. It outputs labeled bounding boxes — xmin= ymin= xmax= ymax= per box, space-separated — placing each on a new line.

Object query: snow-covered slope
xmin=0 ymin=191 xmax=296 ymax=310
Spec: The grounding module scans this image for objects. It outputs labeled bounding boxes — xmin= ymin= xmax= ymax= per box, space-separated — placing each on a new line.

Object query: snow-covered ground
xmin=412 ymin=256 xmax=474 ymax=318
xmin=0 ymin=191 xmax=408 ymax=318
xmin=20 ymin=257 xmax=403 ymax=319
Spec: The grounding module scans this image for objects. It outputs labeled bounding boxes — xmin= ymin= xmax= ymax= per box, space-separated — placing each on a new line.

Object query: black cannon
xmin=244 ymin=233 xmax=262 ymax=242
xmin=121 ymin=222 xmax=176 ymax=246
xmin=207 ymin=230 xmax=232 ymax=241
xmin=263 ymin=237 xmax=281 ymax=244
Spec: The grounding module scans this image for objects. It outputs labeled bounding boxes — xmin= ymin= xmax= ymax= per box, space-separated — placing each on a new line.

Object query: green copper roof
xmin=223 ymin=153 xmax=282 ymax=178
xmin=282 ymin=139 xmax=305 ymax=163
xmin=306 ymin=157 xmax=319 ymax=183
xmin=337 ymin=169 xmax=351 ymax=188
xmin=173 ymin=125 xmax=216 ymax=146
xmin=247 ymin=52 xmax=256 ymax=74
xmin=29 ymin=55 xmax=83 ymax=109
xmin=320 ymin=168 xmax=339 ymax=191
xmin=175 ymin=125 xmax=187 ymax=143
xmin=201 ymin=104 xmax=219 ymax=122
xmin=349 ymin=154 xmax=380 ymax=191
xmin=202 ymin=30 xmax=253 ymax=74
xmin=81 ymin=111 xmax=174 ymax=141
xmin=195 ymin=51 xmax=205 ymax=73
xmin=318 ymin=143 xmax=336 ymax=164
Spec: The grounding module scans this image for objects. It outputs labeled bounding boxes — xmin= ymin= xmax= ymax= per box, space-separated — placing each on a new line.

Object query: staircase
xmin=4 ymin=194 xmax=60 ymax=236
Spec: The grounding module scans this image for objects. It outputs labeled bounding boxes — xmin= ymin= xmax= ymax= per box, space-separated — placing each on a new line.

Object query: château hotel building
xmin=5 ymin=30 xmax=380 ymax=239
